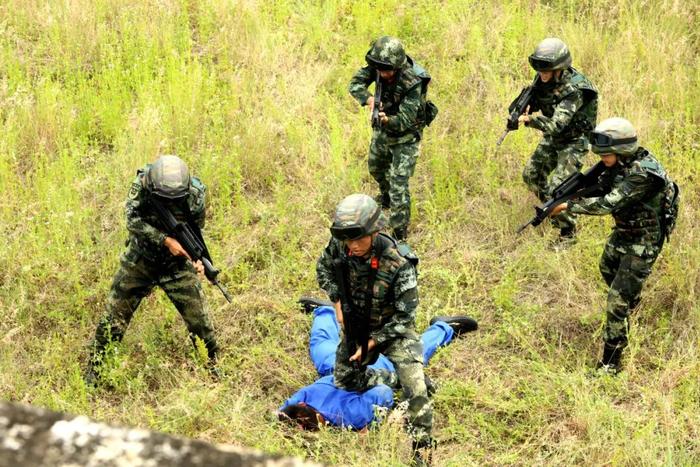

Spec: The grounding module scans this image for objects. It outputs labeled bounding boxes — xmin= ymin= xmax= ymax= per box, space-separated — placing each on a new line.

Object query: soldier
xmin=349 ymin=36 xmax=437 ymax=241
xmin=550 ymin=118 xmax=679 ymax=374
xmin=316 ymin=194 xmax=434 ymax=465
xmin=517 ymin=37 xmax=598 ymax=247
xmin=85 ymin=155 xmax=220 ymax=385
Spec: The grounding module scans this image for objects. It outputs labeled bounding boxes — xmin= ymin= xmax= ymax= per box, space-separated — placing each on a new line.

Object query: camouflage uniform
xmin=90 ymin=165 xmax=218 ymax=367
xmin=568 ymin=147 xmax=674 ymax=351
xmin=316 ymin=233 xmax=432 ymax=444
xmin=349 ymin=37 xmax=432 ymax=236
xmin=523 ymin=67 xmax=598 ymax=230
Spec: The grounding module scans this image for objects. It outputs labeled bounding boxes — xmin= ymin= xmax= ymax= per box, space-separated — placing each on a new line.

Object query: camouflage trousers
xmin=334 ymin=333 xmax=432 ymax=443
xmin=368 ymin=130 xmax=420 ymax=231
xmin=599 ymin=231 xmax=662 ymax=349
xmin=522 ymin=136 xmax=588 ymax=230
xmin=90 ymin=247 xmax=219 ymax=363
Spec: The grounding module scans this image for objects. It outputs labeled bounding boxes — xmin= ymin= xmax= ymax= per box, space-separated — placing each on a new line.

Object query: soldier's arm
xmin=316 ymin=238 xmax=342 ymax=302
xmin=527 ymin=90 xmax=584 ymax=136
xmin=125 ymin=178 xmax=167 ymax=246
xmin=348 ymin=66 xmax=374 ymax=106
xmin=370 ymin=264 xmax=418 ymax=347
xmin=569 ymin=171 xmax=662 ymax=216
xmin=384 ymin=83 xmax=422 ymax=133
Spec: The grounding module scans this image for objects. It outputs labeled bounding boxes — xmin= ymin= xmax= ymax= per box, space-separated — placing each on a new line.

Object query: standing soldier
xmin=85 ymin=155 xmax=220 ymax=385
xmin=349 ymin=36 xmax=437 ymax=241
xmin=550 ymin=118 xmax=679 ymax=373
xmin=517 ymin=37 xmax=598 ymax=247
xmin=316 ymin=194 xmax=434 ymax=465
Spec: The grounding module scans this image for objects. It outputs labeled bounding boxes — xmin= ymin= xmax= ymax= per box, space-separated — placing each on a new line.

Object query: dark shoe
xmin=393 ymin=227 xmax=408 ymax=241
xmin=596 ymin=342 xmax=623 ymax=375
xmin=298 ymin=296 xmax=334 ymax=314
xmin=411 ymin=439 xmax=436 ymax=467
xmin=375 ymin=192 xmax=390 ymax=209
xmin=429 ymin=316 xmax=478 ymax=335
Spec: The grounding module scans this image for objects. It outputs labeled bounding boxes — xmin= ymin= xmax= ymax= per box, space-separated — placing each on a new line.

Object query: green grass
xmin=0 ymin=0 xmax=698 ymax=465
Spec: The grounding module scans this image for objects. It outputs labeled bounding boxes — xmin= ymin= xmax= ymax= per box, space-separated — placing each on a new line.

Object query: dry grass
xmin=0 ymin=0 xmax=698 ymax=465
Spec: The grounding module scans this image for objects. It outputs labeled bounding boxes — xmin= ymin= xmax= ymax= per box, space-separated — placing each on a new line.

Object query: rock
xmin=0 ymin=402 xmax=318 ymax=467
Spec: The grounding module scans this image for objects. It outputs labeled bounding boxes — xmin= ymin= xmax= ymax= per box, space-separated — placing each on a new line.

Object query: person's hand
xmin=350 ymin=338 xmax=376 ymax=362
xmin=164 ymin=237 xmax=191 ymax=259
xmin=378 ymin=112 xmax=389 ymax=125
xmin=192 ymin=259 xmax=204 ymax=276
xmin=518 ymin=105 xmax=532 ymax=125
xmin=367 ymin=96 xmax=375 ymax=112
xmin=550 ymin=203 xmax=568 ymax=217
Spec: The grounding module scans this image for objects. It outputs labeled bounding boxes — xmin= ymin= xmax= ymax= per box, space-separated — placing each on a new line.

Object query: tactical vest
xmin=378 ymin=58 xmax=437 ymax=134
xmin=342 ymin=234 xmax=418 ymax=334
xmin=611 ymin=148 xmax=678 ymax=244
xmin=534 ymin=67 xmax=598 ymax=140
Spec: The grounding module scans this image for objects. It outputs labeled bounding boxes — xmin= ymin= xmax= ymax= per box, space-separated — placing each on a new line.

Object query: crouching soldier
xmin=85 ymin=155 xmax=220 ymax=385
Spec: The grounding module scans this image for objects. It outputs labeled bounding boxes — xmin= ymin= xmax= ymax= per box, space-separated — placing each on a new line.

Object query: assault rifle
xmin=371 ymin=73 xmax=383 ymax=129
xmin=497 ymin=76 xmax=538 ymax=146
xmin=150 ymin=197 xmax=232 ymax=303
xmin=517 ymin=161 xmax=607 ymax=233
xmin=333 ymin=258 xmax=368 ymax=370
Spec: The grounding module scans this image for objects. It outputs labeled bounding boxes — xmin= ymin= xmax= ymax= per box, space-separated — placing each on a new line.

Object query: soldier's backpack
xmin=408 ymin=57 xmax=438 ymax=127
xmin=662 ymin=181 xmax=680 ymax=241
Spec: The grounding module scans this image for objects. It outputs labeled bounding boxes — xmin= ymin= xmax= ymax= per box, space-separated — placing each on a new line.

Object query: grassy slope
xmin=0 ymin=0 xmax=698 ymax=465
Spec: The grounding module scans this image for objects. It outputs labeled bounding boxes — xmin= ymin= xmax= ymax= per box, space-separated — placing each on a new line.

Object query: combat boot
xmin=429 ymin=316 xmax=478 ymax=336
xmin=596 ymin=342 xmax=623 ymax=375
xmin=393 ymin=227 xmax=408 ymax=241
xmin=375 ymin=192 xmax=390 ymax=209
xmin=298 ymin=296 xmax=334 ymax=314
xmin=411 ymin=438 xmax=436 ymax=467
xmin=206 ymin=345 xmax=223 ymax=381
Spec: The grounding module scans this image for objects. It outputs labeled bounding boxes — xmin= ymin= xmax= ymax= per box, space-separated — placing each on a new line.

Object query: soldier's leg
xmin=522 ymin=138 xmax=558 ymax=202
xmin=383 ymin=336 xmax=432 ymax=445
xmin=368 ymin=131 xmax=392 ymax=205
xmin=602 ymin=253 xmax=657 ymax=351
xmin=160 ymin=265 xmax=219 ymax=361
xmin=388 ymin=139 xmax=420 ymax=236
xmin=92 ymin=251 xmax=154 ymax=360
xmin=599 ymin=237 xmax=621 ymax=287
xmin=87 ymin=250 xmax=154 ymax=384
xmin=548 ymin=138 xmax=587 ymax=231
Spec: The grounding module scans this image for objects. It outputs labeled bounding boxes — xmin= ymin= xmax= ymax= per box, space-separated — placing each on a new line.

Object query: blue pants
xmin=310 ymin=306 xmax=454 ymax=377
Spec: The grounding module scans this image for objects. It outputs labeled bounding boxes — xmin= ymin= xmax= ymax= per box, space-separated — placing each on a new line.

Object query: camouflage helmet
xmin=365 ymin=36 xmax=407 ymax=71
xmin=330 ymin=194 xmax=387 ymax=241
xmin=589 ymin=117 xmax=639 ymax=156
xmin=145 ymin=155 xmax=191 ymax=199
xmin=528 ymin=38 xmax=572 ymax=71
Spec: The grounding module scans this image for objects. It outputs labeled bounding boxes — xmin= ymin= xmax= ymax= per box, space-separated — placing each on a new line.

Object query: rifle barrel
xmin=496 ymin=129 xmax=509 ymax=146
